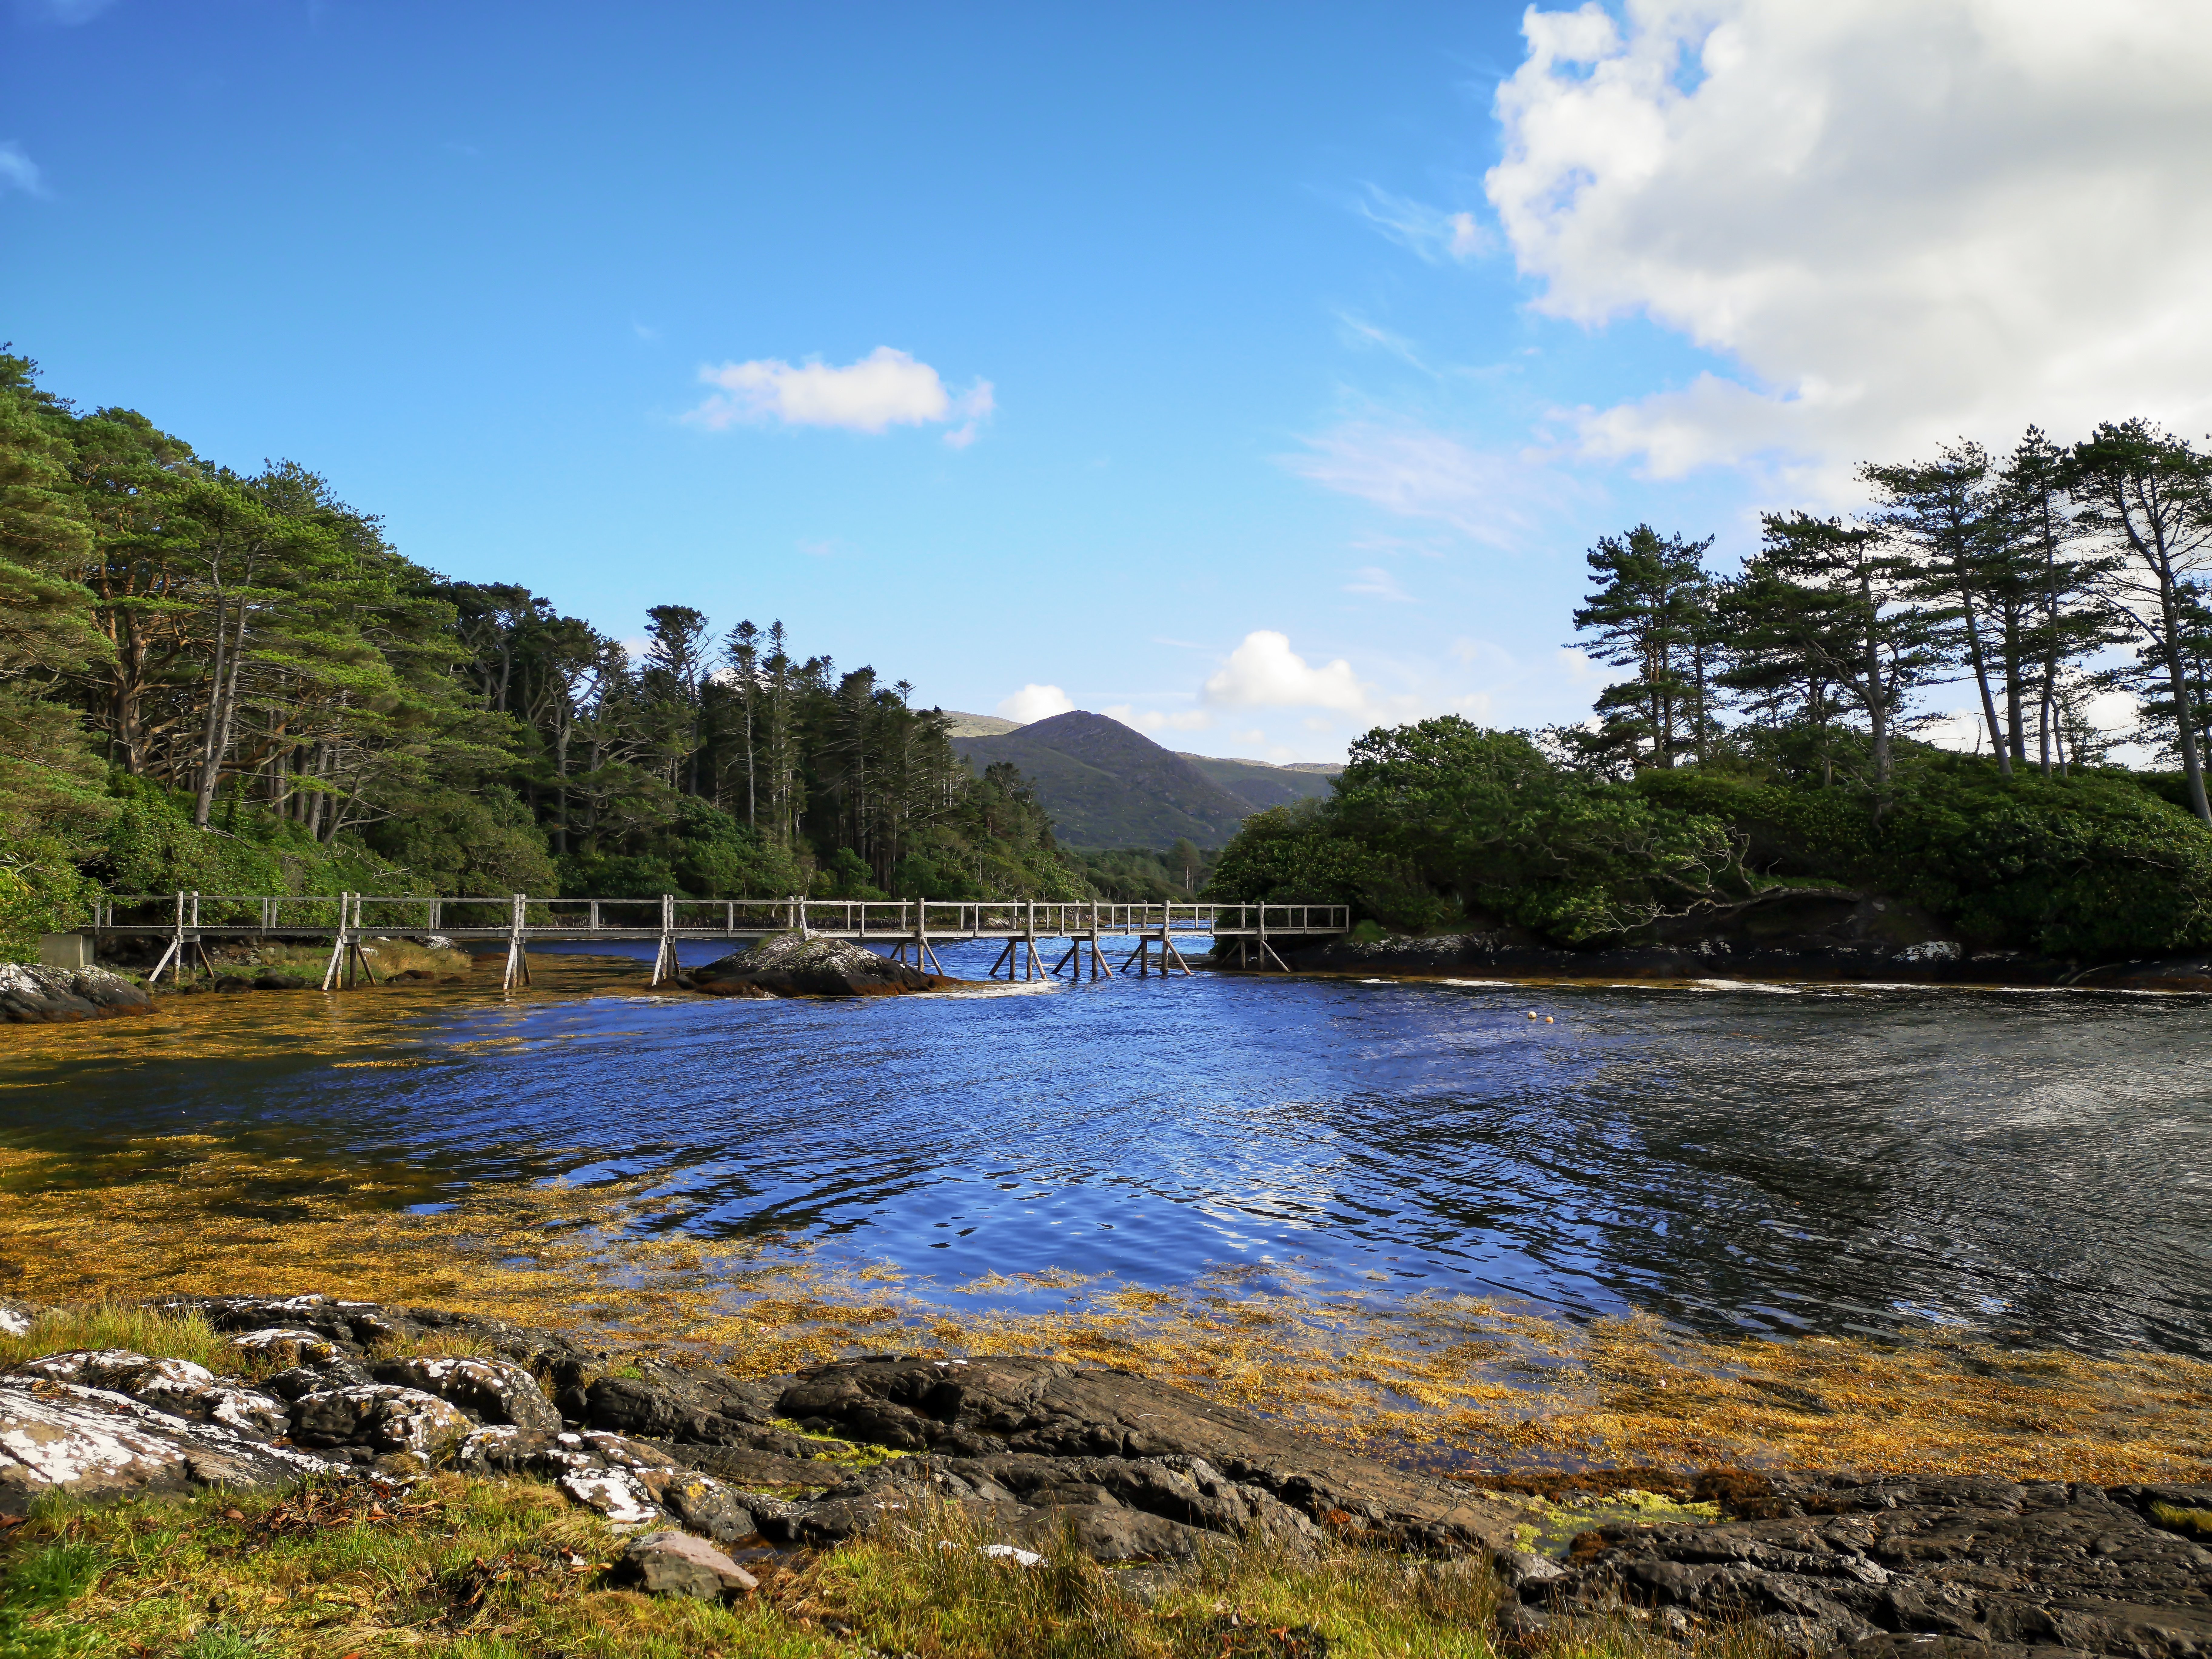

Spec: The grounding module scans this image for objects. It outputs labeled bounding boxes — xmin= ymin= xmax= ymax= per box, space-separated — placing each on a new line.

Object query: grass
xmin=0 ymin=1302 xmax=234 ymax=1377
xmin=0 ymin=1472 xmax=1771 ymax=1659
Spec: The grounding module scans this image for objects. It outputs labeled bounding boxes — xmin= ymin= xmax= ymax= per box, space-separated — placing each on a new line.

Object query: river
xmin=10 ymin=943 xmax=2210 ymax=1361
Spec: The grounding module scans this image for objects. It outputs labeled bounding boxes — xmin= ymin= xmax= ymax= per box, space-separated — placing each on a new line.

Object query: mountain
xmin=952 ymin=711 xmax=1260 ymax=848
xmin=939 ymin=710 xmax=1024 ymax=737
xmin=1174 ymin=754 xmax=1337 ymax=811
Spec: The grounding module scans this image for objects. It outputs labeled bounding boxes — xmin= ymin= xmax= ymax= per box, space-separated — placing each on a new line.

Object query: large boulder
xmin=370 ymin=1355 xmax=563 ymax=1435
xmin=9 ymin=1350 xmax=287 ymax=1438
xmin=0 ymin=1377 xmax=331 ymax=1511
xmin=686 ymin=932 xmax=949 ymax=998
xmin=0 ymin=962 xmax=152 ymax=1023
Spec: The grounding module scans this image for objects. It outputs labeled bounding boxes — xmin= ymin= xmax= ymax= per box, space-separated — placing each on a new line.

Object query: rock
xmin=220 ymin=1326 xmax=362 ymax=1381
xmin=250 ymin=973 xmax=312 ymax=990
xmin=656 ymin=1470 xmax=759 ymax=1544
xmin=0 ymin=1377 xmax=332 ymax=1510
xmin=559 ymin=1466 xmax=661 ymax=1527
xmin=687 ymin=931 xmax=950 ymax=998
xmin=180 ymin=1294 xmax=597 ymax=1380
xmin=9 ymin=1350 xmax=288 ymax=1438
xmin=771 ymin=1354 xmax=1527 ymax=1553
xmin=0 ymin=961 xmax=153 ymax=1023
xmin=623 ymin=1530 xmax=759 ymax=1598
xmin=0 ymin=1298 xmax=38 ymax=1337
xmin=1537 ymin=1474 xmax=2212 ymax=1657
xmin=583 ymin=1359 xmax=783 ymax=1444
xmin=288 ymin=1384 xmax=473 ymax=1468
xmin=370 ymin=1355 xmax=563 ymax=1435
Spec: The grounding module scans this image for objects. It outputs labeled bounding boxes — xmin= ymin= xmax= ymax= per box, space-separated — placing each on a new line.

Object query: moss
xmin=2150 ymin=1500 xmax=2212 ymax=1536
xmin=769 ymin=1418 xmax=910 ymax=1470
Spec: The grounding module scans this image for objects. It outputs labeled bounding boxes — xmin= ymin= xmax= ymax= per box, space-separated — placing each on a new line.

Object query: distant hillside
xmin=953 ymin=712 xmax=1258 ymax=848
xmin=939 ymin=710 xmax=1024 ymax=737
xmin=1175 ymin=753 xmax=1337 ymax=811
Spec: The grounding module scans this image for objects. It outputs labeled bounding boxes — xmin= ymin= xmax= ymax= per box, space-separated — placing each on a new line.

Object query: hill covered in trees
xmin=950 ymin=712 xmax=1258 ymax=847
xmin=0 ymin=352 xmax=1084 ymax=956
xmin=1208 ymin=423 xmax=2212 ymax=965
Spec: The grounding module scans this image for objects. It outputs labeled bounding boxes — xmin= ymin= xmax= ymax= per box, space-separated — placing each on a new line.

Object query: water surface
xmin=12 ymin=944 xmax=2210 ymax=1357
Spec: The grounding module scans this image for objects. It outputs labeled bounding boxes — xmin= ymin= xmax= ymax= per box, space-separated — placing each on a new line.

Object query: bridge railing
xmin=89 ymin=895 xmax=1350 ymax=937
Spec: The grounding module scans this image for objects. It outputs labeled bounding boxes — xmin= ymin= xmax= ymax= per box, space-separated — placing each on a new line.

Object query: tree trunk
xmin=1959 ymin=594 xmax=2010 ymax=777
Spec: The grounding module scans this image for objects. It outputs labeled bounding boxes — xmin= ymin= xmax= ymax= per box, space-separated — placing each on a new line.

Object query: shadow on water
xmin=8 ymin=937 xmax=2212 ymax=1358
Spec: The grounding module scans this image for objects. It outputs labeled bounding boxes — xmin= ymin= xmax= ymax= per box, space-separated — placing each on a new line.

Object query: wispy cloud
xmin=1354 ymin=184 xmax=1489 ymax=264
xmin=1284 ymin=417 xmax=1579 ymax=549
xmin=0 ymin=143 xmax=45 ymax=198
xmin=1343 ymin=565 xmax=1412 ymax=602
xmin=688 ymin=346 xmax=994 ymax=443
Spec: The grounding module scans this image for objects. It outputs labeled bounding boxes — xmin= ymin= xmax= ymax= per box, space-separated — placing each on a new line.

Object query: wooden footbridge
xmin=85 ymin=894 xmax=1349 ymax=991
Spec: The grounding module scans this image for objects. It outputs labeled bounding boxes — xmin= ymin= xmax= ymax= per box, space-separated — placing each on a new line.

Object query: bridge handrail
xmin=87 ymin=893 xmax=1350 ymax=934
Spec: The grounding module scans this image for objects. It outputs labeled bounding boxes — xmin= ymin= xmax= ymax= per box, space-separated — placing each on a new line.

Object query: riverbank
xmin=1229 ymin=925 xmax=2212 ymax=992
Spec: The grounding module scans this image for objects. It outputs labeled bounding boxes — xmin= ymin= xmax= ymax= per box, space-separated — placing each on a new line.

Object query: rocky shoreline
xmin=0 ymin=961 xmax=154 ymax=1023
xmin=1230 ymin=890 xmax=2212 ymax=992
xmin=5 ymin=1290 xmax=2210 ymax=1653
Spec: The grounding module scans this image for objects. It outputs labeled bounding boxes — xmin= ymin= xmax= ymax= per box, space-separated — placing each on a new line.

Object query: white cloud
xmin=1285 ymin=419 xmax=1576 ymax=549
xmin=1487 ymin=0 xmax=2212 ymax=488
xmin=0 ymin=143 xmax=44 ymax=197
xmin=996 ymin=683 xmax=1074 ymax=722
xmin=1202 ymin=632 xmax=1371 ymax=713
xmin=1356 ymin=185 xmax=1491 ymax=263
xmin=689 ymin=346 xmax=994 ymax=440
xmin=1343 ymin=565 xmax=1412 ymax=602
xmin=1103 ymin=704 xmax=1212 ymax=734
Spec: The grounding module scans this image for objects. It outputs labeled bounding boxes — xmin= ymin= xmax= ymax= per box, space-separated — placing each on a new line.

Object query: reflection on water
xmin=10 ymin=940 xmax=2212 ymax=1358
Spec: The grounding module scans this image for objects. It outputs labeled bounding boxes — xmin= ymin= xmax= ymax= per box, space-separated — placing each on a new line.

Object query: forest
xmin=1209 ymin=422 xmax=2212 ymax=961
xmin=0 ymin=351 xmax=1085 ymax=956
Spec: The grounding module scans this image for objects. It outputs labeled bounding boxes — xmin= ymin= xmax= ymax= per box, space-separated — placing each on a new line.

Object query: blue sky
xmin=6 ymin=1 xmax=2205 ymax=760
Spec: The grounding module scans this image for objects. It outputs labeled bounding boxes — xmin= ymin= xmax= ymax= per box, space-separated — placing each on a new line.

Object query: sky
xmin=5 ymin=0 xmax=2210 ymax=763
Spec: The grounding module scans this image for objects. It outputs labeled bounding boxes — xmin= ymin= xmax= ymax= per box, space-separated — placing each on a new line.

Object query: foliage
xmin=84 ymin=777 xmax=411 ymax=921
xmin=0 ymin=351 xmax=1091 ymax=955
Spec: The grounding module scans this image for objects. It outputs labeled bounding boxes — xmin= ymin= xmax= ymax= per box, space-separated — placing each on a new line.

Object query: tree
xmin=2069 ymin=420 xmax=2212 ymax=825
xmin=1567 ymin=525 xmax=1717 ymax=770
xmin=1993 ymin=427 xmax=2110 ymax=775
xmin=1729 ymin=513 xmax=1943 ymax=787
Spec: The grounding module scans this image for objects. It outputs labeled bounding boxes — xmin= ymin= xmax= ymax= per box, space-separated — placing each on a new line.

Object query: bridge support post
xmin=650 ymin=893 xmax=678 ymax=986
xmin=501 ymin=893 xmax=530 ymax=992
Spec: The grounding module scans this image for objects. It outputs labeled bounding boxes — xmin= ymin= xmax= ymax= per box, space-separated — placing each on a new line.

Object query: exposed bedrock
xmin=682 ymin=930 xmax=952 ymax=998
xmin=1532 ymin=1473 xmax=2212 ymax=1657
xmin=10 ymin=1295 xmax=2212 ymax=1655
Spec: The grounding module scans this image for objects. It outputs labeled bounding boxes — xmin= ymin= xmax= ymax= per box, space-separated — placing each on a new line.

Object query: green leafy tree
xmin=1567 ymin=525 xmax=1717 ymax=771
xmin=2069 ymin=419 xmax=2212 ymax=824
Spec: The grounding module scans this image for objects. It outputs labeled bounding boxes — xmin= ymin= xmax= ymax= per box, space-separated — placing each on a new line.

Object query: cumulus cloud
xmin=0 ymin=143 xmax=44 ymax=197
xmin=689 ymin=346 xmax=994 ymax=441
xmin=1284 ymin=419 xmax=1575 ymax=548
xmin=996 ymin=683 xmax=1073 ymax=722
xmin=1486 ymin=0 xmax=2212 ymax=488
xmin=1202 ymin=632 xmax=1371 ymax=713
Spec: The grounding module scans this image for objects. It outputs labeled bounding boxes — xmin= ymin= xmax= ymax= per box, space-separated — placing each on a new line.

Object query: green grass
xmin=0 ymin=1473 xmax=1782 ymax=1659
xmin=0 ymin=1302 xmax=234 ymax=1377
